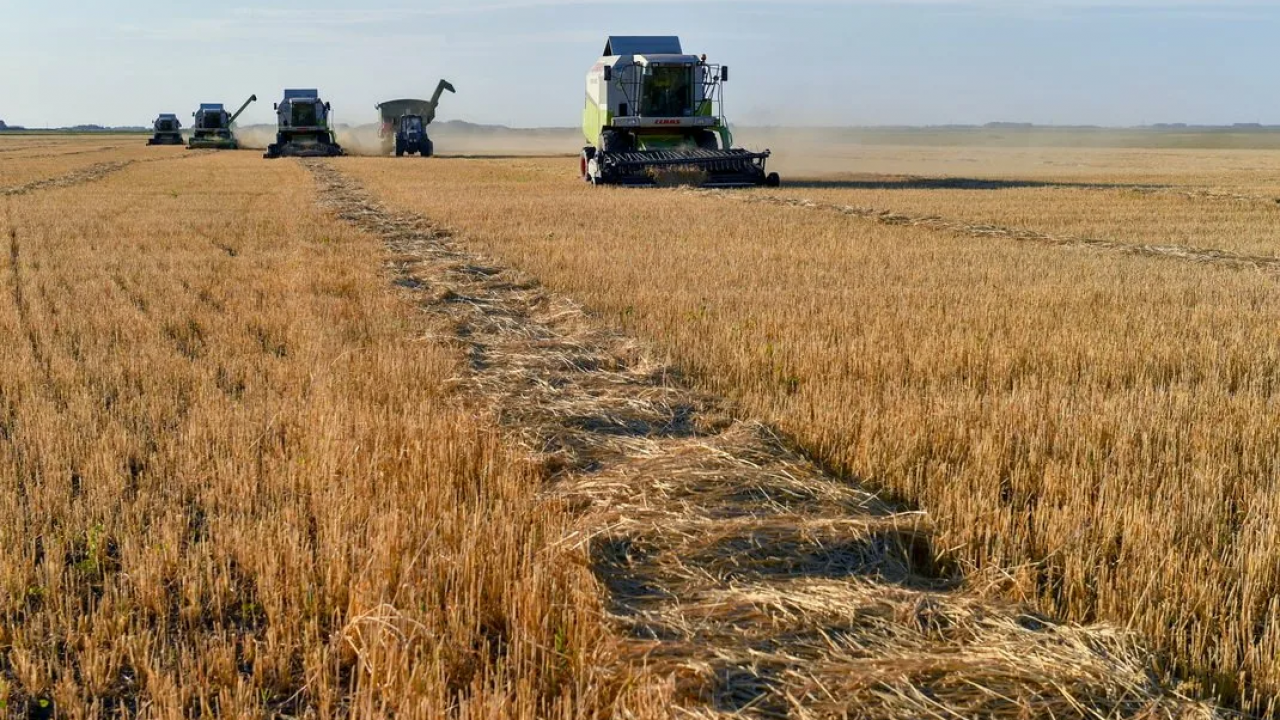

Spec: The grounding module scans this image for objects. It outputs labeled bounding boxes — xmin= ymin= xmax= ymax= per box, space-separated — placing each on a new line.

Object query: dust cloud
xmin=237 ymin=123 xmax=580 ymax=157
xmin=335 ymin=125 xmax=389 ymax=156
xmin=232 ymin=124 xmax=389 ymax=155
xmin=233 ymin=125 xmax=276 ymax=150
xmin=231 ymin=121 xmax=1230 ymax=180
xmin=428 ymin=124 xmax=580 ymax=157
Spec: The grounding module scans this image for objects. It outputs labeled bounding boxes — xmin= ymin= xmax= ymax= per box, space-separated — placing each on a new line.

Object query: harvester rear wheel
xmin=766 ymin=172 xmax=781 ymax=188
xmin=580 ymin=148 xmax=595 ymax=182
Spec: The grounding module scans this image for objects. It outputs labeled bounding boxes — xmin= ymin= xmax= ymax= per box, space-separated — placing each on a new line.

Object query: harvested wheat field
xmin=0 ymin=133 xmax=1273 ymax=718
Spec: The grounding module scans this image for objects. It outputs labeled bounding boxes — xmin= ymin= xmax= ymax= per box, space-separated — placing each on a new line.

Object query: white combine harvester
xmin=581 ymin=36 xmax=778 ymax=187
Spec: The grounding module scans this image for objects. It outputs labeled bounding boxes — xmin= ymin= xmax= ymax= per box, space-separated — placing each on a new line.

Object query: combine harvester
xmin=582 ymin=36 xmax=778 ymax=187
xmin=188 ymin=95 xmax=258 ymax=150
xmin=263 ymin=89 xmax=344 ymax=159
xmin=376 ymin=80 xmax=456 ymax=157
xmin=146 ymin=114 xmax=183 ymax=145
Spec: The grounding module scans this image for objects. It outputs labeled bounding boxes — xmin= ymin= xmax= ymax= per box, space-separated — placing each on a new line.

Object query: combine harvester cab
xmin=189 ymin=95 xmax=257 ymax=150
xmin=264 ymin=89 xmax=344 ymax=159
xmin=147 ymin=114 xmax=184 ymax=146
xmin=582 ymin=36 xmax=779 ymax=188
xmin=377 ymin=80 xmax=456 ymax=157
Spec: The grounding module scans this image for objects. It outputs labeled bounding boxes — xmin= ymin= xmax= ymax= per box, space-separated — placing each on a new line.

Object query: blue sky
xmin=2 ymin=1 xmax=1278 ymax=128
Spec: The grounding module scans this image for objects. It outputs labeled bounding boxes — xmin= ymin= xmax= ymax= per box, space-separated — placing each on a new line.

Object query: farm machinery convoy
xmin=582 ymin=36 xmax=778 ymax=187
xmin=143 ymin=36 xmax=777 ymax=184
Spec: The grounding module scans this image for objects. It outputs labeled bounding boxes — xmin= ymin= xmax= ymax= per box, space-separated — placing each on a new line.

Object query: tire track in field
xmin=305 ymin=159 xmax=1221 ymax=720
xmin=0 ymin=142 xmax=59 ymax=155
xmin=0 ymin=209 xmax=33 ymax=498
xmin=4 ymin=216 xmax=47 ymax=379
xmin=0 ymin=154 xmax=194 ymax=198
xmin=703 ymin=191 xmax=1280 ymax=273
xmin=799 ymin=175 xmax=1280 ymax=207
xmin=1 ymin=161 xmax=137 ymax=197
xmin=2 ymin=209 xmax=57 ymax=488
xmin=1129 ymin=186 xmax=1280 ymax=206
xmin=1 ymin=144 xmax=130 ymax=161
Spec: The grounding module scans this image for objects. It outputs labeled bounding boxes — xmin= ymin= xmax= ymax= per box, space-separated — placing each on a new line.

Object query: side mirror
xmin=273 ymin=102 xmax=279 ymax=110
xmin=325 ymin=102 xmax=331 ymax=111
xmin=721 ymin=66 xmax=729 ymax=82
xmin=602 ymin=66 xmax=612 ymax=82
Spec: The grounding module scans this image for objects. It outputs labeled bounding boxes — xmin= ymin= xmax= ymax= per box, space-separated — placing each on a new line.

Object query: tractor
xmin=377 ymin=80 xmax=455 ymax=157
xmin=395 ymin=114 xmax=432 ymax=157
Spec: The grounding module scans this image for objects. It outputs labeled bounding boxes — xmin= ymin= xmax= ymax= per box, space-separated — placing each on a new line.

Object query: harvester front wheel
xmin=766 ymin=172 xmax=782 ymax=188
xmin=695 ymin=130 xmax=719 ymax=151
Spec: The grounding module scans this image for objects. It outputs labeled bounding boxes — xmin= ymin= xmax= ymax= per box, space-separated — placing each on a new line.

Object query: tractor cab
xmin=401 ymin=114 xmax=425 ymax=139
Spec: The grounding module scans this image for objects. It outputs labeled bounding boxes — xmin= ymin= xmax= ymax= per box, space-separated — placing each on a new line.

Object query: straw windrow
xmin=308 ymin=160 xmax=1223 ymax=719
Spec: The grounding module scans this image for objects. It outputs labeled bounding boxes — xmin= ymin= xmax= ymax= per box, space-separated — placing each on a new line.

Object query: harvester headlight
xmin=615 ymin=117 xmax=641 ymax=127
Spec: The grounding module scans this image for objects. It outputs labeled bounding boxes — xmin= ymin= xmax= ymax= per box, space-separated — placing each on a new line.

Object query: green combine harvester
xmin=264 ymin=89 xmax=344 ymax=159
xmin=146 ymin=114 xmax=183 ymax=145
xmin=581 ymin=36 xmax=778 ymax=187
xmin=188 ymin=95 xmax=258 ymax=150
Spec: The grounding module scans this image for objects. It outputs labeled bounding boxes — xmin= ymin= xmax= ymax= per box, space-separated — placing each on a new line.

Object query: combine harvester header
xmin=582 ymin=36 xmax=778 ymax=187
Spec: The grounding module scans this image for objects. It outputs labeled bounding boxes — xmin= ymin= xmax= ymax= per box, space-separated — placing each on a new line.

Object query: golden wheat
xmin=340 ymin=152 xmax=1280 ymax=714
xmin=2 ymin=134 xmax=1265 ymax=717
xmin=0 ymin=147 xmax=653 ymax=718
xmin=0 ymin=135 xmax=161 ymax=188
